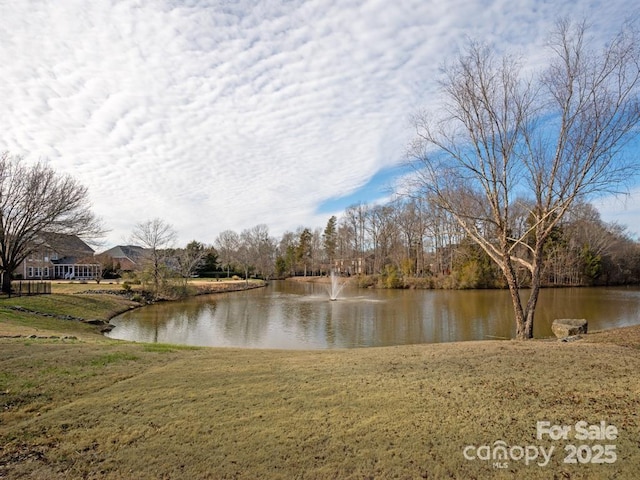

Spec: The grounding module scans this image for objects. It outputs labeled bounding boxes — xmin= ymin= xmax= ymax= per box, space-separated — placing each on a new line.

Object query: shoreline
xmin=4 ymin=278 xmax=640 ymax=347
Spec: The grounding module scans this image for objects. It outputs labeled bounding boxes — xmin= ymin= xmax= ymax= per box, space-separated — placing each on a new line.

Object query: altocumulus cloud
xmin=0 ymin=0 xmax=637 ymax=245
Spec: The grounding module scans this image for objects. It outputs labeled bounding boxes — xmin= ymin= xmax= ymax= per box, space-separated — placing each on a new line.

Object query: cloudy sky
xmin=1 ymin=0 xmax=639 ymax=248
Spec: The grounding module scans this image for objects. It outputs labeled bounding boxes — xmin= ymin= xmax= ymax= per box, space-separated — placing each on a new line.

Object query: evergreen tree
xmin=323 ymin=216 xmax=338 ymax=268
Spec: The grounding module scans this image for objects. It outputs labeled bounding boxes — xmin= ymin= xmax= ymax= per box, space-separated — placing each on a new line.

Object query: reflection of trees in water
xmin=429 ymin=290 xmax=515 ymax=341
xmin=534 ymin=288 xmax=640 ymax=334
xmin=112 ymin=284 xmax=640 ymax=347
xmin=164 ymin=303 xmax=217 ymax=344
xmin=118 ymin=286 xmax=518 ymax=347
xmin=216 ymin=294 xmax=271 ymax=346
xmin=119 ymin=296 xmax=218 ymax=344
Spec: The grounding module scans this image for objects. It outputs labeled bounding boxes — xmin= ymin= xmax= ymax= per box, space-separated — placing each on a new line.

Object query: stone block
xmin=552 ymin=318 xmax=588 ymax=338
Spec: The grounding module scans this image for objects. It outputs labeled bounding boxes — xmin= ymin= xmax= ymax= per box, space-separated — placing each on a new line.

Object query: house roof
xmin=98 ymin=245 xmax=148 ymax=263
xmin=41 ymin=232 xmax=95 ymax=257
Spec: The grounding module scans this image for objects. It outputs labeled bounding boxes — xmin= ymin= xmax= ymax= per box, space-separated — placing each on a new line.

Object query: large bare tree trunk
xmin=522 ymin=243 xmax=545 ymax=339
xmin=1 ymin=271 xmax=12 ymax=295
xmin=500 ymin=251 xmax=528 ymax=339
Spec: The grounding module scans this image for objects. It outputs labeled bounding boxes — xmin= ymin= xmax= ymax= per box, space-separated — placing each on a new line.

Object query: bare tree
xmin=393 ymin=199 xmax=427 ymax=276
xmin=215 ymin=230 xmax=240 ymax=278
xmin=0 ymin=152 xmax=103 ymax=293
xmin=173 ymin=240 xmax=208 ymax=285
xmin=366 ymin=206 xmax=386 ymax=274
xmin=236 ymin=226 xmax=268 ymax=284
xmin=243 ymin=224 xmax=275 ymax=280
xmin=214 ymin=227 xmax=271 ymax=284
xmin=409 ymin=19 xmax=640 ymax=339
xmin=132 ymin=218 xmax=177 ymax=296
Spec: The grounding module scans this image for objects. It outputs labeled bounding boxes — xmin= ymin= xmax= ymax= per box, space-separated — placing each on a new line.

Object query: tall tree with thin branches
xmin=215 ymin=230 xmax=240 ymax=278
xmin=132 ymin=218 xmax=176 ymax=296
xmin=0 ymin=152 xmax=103 ymax=293
xmin=409 ymin=19 xmax=640 ymax=339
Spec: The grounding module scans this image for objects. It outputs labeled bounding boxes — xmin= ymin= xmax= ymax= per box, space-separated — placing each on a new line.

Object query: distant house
xmin=19 ymin=233 xmax=101 ymax=280
xmin=333 ymin=258 xmax=365 ymax=276
xmin=96 ymin=245 xmax=148 ymax=272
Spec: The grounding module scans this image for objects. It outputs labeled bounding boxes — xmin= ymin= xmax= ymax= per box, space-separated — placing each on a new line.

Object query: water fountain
xmin=328 ymin=270 xmax=347 ymax=301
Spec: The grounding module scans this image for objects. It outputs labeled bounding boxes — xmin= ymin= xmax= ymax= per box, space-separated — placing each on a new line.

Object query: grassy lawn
xmin=1 ymin=287 xmax=639 ymax=479
xmin=45 ymin=278 xmax=259 ymax=295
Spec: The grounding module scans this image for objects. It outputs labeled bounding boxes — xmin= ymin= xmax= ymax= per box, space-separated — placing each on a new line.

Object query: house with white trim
xmin=19 ymin=233 xmax=101 ymax=280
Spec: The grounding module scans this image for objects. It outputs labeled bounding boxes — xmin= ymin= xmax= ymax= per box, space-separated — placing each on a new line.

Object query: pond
xmin=106 ymin=280 xmax=640 ymax=349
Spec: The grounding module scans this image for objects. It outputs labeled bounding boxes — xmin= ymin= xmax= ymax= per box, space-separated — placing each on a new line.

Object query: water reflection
xmin=106 ymin=282 xmax=640 ymax=349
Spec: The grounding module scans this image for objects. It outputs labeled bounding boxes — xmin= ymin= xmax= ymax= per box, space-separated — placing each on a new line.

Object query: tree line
xmin=196 ymin=197 xmax=639 ymax=290
xmin=98 ymin=192 xmax=640 ymax=297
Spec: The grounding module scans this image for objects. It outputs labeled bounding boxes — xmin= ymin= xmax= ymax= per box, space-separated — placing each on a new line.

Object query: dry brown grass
xmin=49 ymin=281 xmax=129 ymax=294
xmin=1 ymin=318 xmax=639 ymax=479
xmin=2 ymin=285 xmax=639 ymax=478
xmin=582 ymin=324 xmax=640 ymax=349
xmin=48 ymin=278 xmax=262 ymax=294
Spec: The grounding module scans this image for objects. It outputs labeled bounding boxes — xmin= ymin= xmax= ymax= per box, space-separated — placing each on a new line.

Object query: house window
xmin=28 ymin=267 xmax=42 ymax=278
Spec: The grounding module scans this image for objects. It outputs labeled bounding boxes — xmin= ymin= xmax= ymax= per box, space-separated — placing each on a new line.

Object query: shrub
xmin=131 ymin=293 xmax=143 ymax=303
xmin=403 ymin=277 xmax=435 ymax=289
xmin=382 ymin=265 xmax=404 ymax=289
xmin=357 ymin=275 xmax=378 ymax=288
